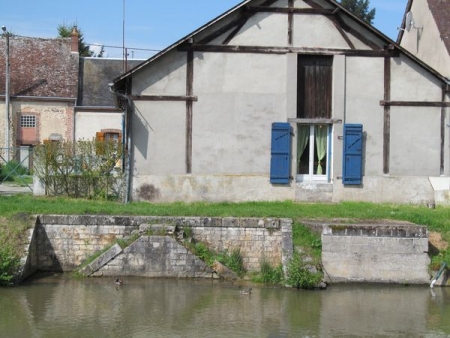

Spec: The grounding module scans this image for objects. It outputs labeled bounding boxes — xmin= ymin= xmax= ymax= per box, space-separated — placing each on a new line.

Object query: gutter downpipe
xmin=109 ymin=85 xmax=132 ymax=204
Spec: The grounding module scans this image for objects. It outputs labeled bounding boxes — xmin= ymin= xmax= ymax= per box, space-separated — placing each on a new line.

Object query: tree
xmin=340 ymin=0 xmax=376 ymax=25
xmin=57 ymin=23 xmax=94 ymax=57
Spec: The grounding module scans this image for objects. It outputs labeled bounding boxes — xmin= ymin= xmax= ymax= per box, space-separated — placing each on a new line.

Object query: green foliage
xmin=253 ymin=260 xmax=284 ymax=285
xmin=225 ymin=249 xmax=246 ymax=277
xmin=0 ymin=247 xmax=20 ymax=285
xmin=340 ymin=0 xmax=376 ymax=24
xmin=286 ymin=251 xmax=322 ymax=290
xmin=430 ymin=249 xmax=450 ymax=271
xmin=0 ymin=160 xmax=29 ymax=182
xmin=183 ymin=227 xmax=193 ymax=239
xmin=33 ymin=140 xmax=125 ymax=200
xmin=293 ymin=224 xmax=322 ymax=262
xmin=0 ymin=214 xmax=32 ymax=285
xmin=117 ymin=233 xmax=140 ymax=249
xmin=57 ymin=23 xmax=93 ymax=57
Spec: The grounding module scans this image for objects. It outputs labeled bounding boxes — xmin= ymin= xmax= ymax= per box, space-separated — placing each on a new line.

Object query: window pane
xmin=297 ymin=125 xmax=310 ymax=174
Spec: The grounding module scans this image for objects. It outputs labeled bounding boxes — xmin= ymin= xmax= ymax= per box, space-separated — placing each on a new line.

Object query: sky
xmin=2 ymin=0 xmax=408 ymax=60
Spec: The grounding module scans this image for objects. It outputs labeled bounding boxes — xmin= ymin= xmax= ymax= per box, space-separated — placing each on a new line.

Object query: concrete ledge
xmin=321 ymin=220 xmax=431 ymax=284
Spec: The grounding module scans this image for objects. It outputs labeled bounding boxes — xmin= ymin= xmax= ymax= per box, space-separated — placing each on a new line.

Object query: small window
xmin=21 ymin=115 xmax=36 ymax=128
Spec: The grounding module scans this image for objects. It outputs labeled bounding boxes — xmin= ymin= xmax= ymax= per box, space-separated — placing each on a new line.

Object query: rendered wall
xmin=128 ymin=0 xmax=448 ymax=205
xmin=399 ymin=0 xmax=450 ymax=78
xmin=75 ymin=112 xmax=123 ymax=141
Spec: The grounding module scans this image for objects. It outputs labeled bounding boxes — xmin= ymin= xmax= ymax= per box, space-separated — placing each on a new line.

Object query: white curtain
xmin=315 ymin=125 xmax=327 ymax=175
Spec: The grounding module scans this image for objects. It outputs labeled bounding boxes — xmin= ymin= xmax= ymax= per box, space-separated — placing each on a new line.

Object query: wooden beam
xmin=288 ymin=0 xmax=294 ymax=46
xmin=303 ymin=0 xmax=322 ymax=9
xmin=179 ymin=44 xmax=396 ymax=57
xmin=131 ymin=95 xmax=198 ymax=102
xmin=330 ymin=17 xmax=355 ymax=49
xmin=334 ymin=14 xmax=380 ymax=51
xmin=222 ymin=13 xmax=248 ymax=45
xmin=259 ymin=0 xmax=278 ymax=6
xmin=380 ymin=101 xmax=450 ymax=107
xmin=247 ymin=7 xmax=334 ymax=15
xmin=287 ymin=118 xmax=342 ymax=124
xmin=186 ymin=50 xmax=194 ymax=174
xmin=383 ymin=57 xmax=391 ymax=175
xmin=197 ymin=15 xmax=245 ymax=45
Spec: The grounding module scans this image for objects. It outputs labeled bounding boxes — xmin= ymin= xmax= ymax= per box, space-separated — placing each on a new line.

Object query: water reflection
xmin=0 ymin=275 xmax=449 ymax=338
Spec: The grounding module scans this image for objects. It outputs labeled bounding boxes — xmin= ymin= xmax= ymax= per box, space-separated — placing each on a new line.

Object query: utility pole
xmin=123 ymin=0 xmax=126 ymax=72
xmin=2 ymin=26 xmax=10 ymax=162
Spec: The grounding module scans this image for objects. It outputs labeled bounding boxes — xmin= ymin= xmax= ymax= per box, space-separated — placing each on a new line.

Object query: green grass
xmin=0 ymin=196 xmax=449 ymax=224
xmin=1 ymin=195 xmax=450 ymax=281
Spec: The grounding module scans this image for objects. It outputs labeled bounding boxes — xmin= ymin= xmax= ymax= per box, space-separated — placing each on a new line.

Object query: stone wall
xmin=321 ymin=221 xmax=431 ymax=284
xmin=89 ymin=237 xmax=215 ymax=278
xmin=30 ymin=215 xmax=292 ymax=275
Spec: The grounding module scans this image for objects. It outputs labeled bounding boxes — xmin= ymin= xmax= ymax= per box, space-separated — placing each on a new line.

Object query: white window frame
xmin=296 ymin=124 xmax=332 ymax=182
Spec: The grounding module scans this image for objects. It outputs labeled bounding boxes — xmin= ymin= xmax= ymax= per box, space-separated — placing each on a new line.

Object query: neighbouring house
xmin=0 ymin=30 xmax=79 ymax=152
xmin=397 ymin=0 xmax=450 ymax=78
xmin=0 ymin=27 xmax=142 ymax=173
xmin=111 ymin=0 xmax=450 ymax=205
xmin=75 ymin=58 xmax=142 ymax=143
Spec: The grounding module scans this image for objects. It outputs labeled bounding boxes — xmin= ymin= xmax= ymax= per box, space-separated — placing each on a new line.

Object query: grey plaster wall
xmin=125 ymin=0 xmax=449 ymax=206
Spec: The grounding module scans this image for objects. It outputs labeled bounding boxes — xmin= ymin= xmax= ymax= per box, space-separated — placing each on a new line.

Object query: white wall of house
xmin=400 ymin=0 xmax=450 ymax=78
xmin=127 ymin=0 xmax=449 ymax=205
xmin=75 ymin=111 xmax=123 ymax=141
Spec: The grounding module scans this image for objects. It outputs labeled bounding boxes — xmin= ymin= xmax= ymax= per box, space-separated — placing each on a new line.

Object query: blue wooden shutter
xmin=270 ymin=123 xmax=291 ymax=184
xmin=342 ymin=124 xmax=363 ymax=185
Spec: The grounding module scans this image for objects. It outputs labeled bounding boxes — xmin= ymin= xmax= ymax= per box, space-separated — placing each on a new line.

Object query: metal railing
xmin=0 ymin=147 xmax=33 ymax=191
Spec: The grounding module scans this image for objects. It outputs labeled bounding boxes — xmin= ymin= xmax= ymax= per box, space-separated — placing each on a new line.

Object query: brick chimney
xmin=71 ymin=26 xmax=79 ymax=53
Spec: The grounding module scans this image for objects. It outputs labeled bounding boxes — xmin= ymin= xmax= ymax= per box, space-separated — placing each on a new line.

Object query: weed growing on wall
xmin=252 ymin=260 xmax=284 ymax=285
xmin=225 ymin=249 xmax=246 ymax=277
xmin=33 ymin=140 xmax=125 ymax=200
xmin=286 ymin=251 xmax=322 ymax=289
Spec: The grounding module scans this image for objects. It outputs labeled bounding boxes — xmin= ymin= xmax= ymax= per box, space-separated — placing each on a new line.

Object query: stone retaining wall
xmin=27 ymin=215 xmax=292 ymax=276
xmin=321 ymin=221 xmax=431 ymax=284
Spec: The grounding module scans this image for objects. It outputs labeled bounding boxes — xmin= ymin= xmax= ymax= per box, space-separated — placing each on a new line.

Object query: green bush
xmin=33 ymin=140 xmax=125 ymax=200
xmin=253 ymin=260 xmax=284 ymax=285
xmin=0 ymin=247 xmax=20 ymax=286
xmin=286 ymin=251 xmax=322 ymax=289
xmin=193 ymin=242 xmax=214 ymax=265
xmin=0 ymin=160 xmax=29 ymax=181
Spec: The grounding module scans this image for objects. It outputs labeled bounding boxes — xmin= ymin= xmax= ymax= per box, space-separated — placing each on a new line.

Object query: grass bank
xmin=0 ymin=194 xmax=449 ymax=283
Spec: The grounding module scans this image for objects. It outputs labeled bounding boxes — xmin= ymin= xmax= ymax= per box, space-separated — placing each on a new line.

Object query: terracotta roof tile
xmin=428 ymin=0 xmax=450 ymax=55
xmin=0 ymin=36 xmax=79 ymax=98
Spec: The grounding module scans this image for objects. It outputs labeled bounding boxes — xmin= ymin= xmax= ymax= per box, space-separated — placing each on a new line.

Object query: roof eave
xmin=113 ymin=0 xmax=251 ymax=85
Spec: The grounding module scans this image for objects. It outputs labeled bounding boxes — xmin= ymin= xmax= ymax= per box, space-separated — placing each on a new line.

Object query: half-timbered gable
xmin=113 ymin=0 xmax=450 ymax=205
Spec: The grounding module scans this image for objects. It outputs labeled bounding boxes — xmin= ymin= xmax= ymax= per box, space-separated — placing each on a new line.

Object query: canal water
xmin=1 ymin=274 xmax=449 ymax=338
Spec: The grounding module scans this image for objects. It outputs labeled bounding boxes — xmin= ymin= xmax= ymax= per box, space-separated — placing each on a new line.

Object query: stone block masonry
xmin=26 ymin=215 xmax=292 ymax=277
xmin=91 ymin=236 xmax=214 ymax=278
